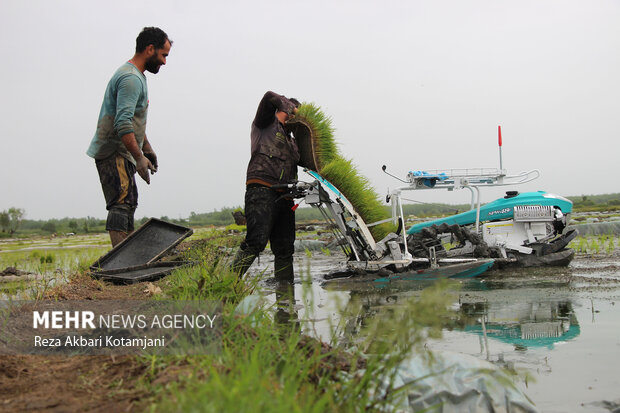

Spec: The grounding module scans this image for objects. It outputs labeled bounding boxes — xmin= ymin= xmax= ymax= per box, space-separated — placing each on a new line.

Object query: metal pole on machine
xmin=498 ymin=125 xmax=504 ymax=176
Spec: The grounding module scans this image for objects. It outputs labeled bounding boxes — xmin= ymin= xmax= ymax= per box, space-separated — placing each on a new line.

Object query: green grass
xmin=152 ymin=243 xmax=456 ymax=412
xmin=224 ymin=223 xmax=246 ymax=233
xmin=0 ymin=279 xmax=31 ymax=295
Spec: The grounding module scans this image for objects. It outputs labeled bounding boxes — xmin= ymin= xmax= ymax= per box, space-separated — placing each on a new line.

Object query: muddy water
xmin=248 ymin=252 xmax=620 ymax=413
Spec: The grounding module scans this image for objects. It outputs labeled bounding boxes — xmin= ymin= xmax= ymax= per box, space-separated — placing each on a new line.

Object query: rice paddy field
xmin=0 ymin=227 xmax=237 ymax=298
xmin=0 ymin=234 xmax=109 ymax=272
xmin=2 ymin=219 xmax=620 ymax=412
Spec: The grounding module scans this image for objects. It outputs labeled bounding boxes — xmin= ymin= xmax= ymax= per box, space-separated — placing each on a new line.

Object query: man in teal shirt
xmin=87 ymin=27 xmax=172 ymax=247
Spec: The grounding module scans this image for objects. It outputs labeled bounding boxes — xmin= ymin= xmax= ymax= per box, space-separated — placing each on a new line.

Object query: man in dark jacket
xmin=231 ymin=91 xmax=301 ymax=282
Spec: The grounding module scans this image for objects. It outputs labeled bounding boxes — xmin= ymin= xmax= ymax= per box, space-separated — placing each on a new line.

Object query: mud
xmin=0 ymin=267 xmax=40 ymax=283
xmin=0 ymin=267 xmax=33 ymax=277
xmin=0 ymin=355 xmax=149 ymax=412
xmin=0 ymin=272 xmax=193 ymax=412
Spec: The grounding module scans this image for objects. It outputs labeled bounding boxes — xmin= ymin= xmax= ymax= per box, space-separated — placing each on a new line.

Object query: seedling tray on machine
xmin=89 ymin=218 xmax=193 ymax=283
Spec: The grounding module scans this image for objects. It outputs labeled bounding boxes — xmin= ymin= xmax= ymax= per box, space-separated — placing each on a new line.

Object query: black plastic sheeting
xmin=379 ymin=351 xmax=538 ymax=412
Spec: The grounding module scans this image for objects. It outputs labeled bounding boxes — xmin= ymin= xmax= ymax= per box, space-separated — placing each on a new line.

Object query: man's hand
xmin=136 ymin=155 xmax=154 ymax=184
xmin=143 ymin=151 xmax=158 ymax=172
xmin=121 ymin=133 xmax=156 ymax=183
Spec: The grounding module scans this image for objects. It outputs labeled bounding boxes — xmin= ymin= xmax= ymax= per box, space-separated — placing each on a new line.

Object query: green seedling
xmin=293 ymin=103 xmax=395 ymax=241
xmin=606 ymin=238 xmax=615 ymax=255
xmin=294 ymin=102 xmax=339 ymax=168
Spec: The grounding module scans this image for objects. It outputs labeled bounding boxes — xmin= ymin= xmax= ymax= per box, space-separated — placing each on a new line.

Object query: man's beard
xmin=145 ymin=55 xmax=160 ymax=74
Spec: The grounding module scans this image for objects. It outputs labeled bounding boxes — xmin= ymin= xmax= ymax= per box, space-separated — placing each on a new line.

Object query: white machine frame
xmin=384 ymin=168 xmax=541 ymax=262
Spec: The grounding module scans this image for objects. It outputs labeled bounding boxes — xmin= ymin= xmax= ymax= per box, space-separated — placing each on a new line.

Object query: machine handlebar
xmin=271 ymin=180 xmax=318 ymax=200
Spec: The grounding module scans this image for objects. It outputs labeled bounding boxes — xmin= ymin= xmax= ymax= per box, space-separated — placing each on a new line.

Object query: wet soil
xmin=0 ymin=273 xmax=190 ymax=412
xmin=0 ymin=355 xmax=150 ymax=412
xmin=0 ymin=268 xmax=32 ymax=277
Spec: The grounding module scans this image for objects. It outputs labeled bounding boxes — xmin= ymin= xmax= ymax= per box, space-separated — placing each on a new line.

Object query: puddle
xmin=248 ymin=251 xmax=620 ymax=412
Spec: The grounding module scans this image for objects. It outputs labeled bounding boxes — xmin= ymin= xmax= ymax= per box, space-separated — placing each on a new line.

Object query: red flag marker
xmin=498 ymin=125 xmax=502 ymax=147
xmin=498 ymin=125 xmax=504 ymax=172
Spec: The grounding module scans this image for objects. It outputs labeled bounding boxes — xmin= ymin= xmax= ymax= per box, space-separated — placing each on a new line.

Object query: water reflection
xmin=325 ymin=282 xmax=580 ymax=351
xmin=260 ymin=253 xmax=582 ymax=352
xmin=272 ymin=281 xmax=300 ymax=330
xmin=457 ymin=299 xmax=580 ymax=350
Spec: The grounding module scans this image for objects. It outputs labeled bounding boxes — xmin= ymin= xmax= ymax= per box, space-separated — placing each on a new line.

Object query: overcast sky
xmin=1 ymin=0 xmax=619 ymax=220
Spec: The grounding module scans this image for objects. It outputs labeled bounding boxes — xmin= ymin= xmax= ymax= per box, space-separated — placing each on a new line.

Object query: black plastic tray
xmin=91 ymin=261 xmax=192 ymax=284
xmin=286 ymin=118 xmax=320 ymax=171
xmin=90 ymin=218 xmax=193 ymax=271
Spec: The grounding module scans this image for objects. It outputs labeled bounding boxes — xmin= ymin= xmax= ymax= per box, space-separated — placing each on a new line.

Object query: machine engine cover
xmin=482 ymin=220 xmax=549 ymax=247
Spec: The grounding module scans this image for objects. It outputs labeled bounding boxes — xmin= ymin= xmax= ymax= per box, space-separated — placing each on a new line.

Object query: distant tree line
xmin=3 ymin=193 xmax=619 ymax=237
xmin=0 ymin=207 xmax=25 ymax=235
xmin=15 ymin=216 xmax=107 ymax=237
xmin=569 ymin=194 xmax=620 ymax=210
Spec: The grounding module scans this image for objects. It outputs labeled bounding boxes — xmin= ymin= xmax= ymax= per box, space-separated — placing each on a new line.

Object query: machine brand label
xmin=488 ymin=208 xmax=510 ymax=216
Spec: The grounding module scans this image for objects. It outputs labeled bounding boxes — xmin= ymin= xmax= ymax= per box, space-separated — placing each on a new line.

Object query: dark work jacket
xmin=246 ymin=91 xmax=300 ymax=186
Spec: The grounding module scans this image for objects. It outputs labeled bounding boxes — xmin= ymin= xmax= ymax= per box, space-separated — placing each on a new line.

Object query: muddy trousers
xmin=95 ymin=154 xmax=138 ymax=233
xmin=231 ymin=186 xmax=295 ymax=281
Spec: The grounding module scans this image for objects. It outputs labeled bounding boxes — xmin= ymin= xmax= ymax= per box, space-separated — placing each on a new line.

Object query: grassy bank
xmin=1 ymin=227 xmax=459 ymax=412
xmin=144 ymin=238 xmax=454 ymax=411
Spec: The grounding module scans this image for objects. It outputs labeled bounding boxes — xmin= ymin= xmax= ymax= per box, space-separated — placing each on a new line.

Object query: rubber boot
xmin=230 ymin=248 xmax=257 ymax=278
xmin=274 ymin=281 xmax=298 ymax=329
xmin=274 ymin=256 xmax=294 ymax=283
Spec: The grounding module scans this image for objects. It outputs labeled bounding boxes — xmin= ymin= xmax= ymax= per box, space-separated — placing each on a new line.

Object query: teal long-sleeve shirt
xmin=86 ymin=62 xmax=148 ymax=165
